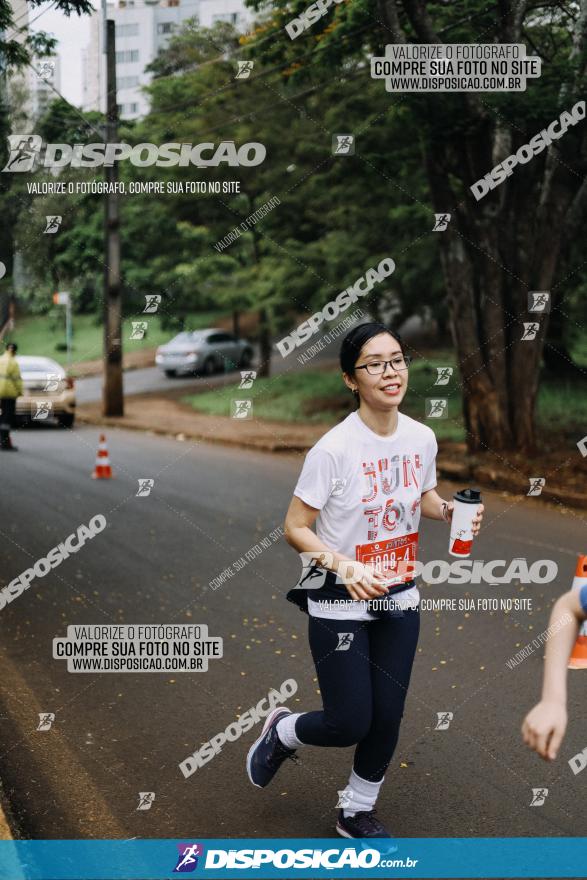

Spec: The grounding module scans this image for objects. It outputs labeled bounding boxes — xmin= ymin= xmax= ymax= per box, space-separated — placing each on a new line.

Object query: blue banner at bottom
xmin=0 ymin=838 xmax=585 ymax=879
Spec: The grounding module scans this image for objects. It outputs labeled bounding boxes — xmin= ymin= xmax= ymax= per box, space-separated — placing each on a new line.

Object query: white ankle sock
xmin=342 ymin=768 xmax=384 ymax=817
xmin=276 ymin=713 xmax=303 ymax=749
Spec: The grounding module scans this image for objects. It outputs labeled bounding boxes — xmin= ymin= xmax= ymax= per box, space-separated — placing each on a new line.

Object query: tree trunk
xmin=426 ymin=146 xmax=518 ymax=452
xmin=250 ymin=221 xmax=271 ymax=378
xmin=439 ymin=229 xmax=516 ymax=452
xmin=423 ymin=107 xmax=581 ymax=454
xmin=232 ymin=309 xmax=240 ymax=339
xmin=257 ymin=307 xmax=271 ymax=378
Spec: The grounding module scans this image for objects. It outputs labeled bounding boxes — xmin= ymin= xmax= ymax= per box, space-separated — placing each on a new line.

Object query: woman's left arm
xmin=420 ymin=488 xmax=484 ymax=535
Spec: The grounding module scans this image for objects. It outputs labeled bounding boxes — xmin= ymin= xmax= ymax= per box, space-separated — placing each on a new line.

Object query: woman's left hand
xmin=471 ymin=503 xmax=484 ymax=535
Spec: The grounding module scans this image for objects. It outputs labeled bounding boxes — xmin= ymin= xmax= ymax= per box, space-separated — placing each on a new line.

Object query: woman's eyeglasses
xmin=355 ymin=355 xmax=412 ymax=375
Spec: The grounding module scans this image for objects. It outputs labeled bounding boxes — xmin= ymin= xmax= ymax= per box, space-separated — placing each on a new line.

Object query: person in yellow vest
xmin=522 ymin=584 xmax=587 ymax=760
xmin=0 ymin=342 xmax=23 ymax=451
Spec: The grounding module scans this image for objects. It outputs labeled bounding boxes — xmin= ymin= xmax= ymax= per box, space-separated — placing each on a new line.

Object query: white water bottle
xmin=449 ymin=488 xmax=482 ymax=558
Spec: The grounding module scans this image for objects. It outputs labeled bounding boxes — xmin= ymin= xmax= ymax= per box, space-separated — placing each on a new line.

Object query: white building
xmin=7 ymin=0 xmax=62 ymax=126
xmin=199 ymin=0 xmax=249 ymax=27
xmin=6 ymin=0 xmax=32 ymax=126
xmin=82 ymin=0 xmax=252 ymax=120
xmin=82 ymin=11 xmax=103 ymax=115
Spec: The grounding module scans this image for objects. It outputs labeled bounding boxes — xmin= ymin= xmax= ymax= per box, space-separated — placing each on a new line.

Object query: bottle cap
xmin=454 ymin=488 xmax=482 ymax=504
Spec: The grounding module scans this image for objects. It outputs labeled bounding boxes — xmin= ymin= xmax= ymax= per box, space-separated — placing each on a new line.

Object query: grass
xmin=4 ymin=310 xmax=230 ymax=369
xmin=182 ymin=353 xmax=466 ymax=442
xmin=185 ymin=369 xmax=353 ymax=421
xmin=536 ymin=379 xmax=587 ymax=436
xmin=570 ymin=332 xmax=587 ymax=367
xmin=183 ymin=349 xmax=586 ymax=444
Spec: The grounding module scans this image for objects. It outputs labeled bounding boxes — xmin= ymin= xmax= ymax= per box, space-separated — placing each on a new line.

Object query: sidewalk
xmin=77 ymin=393 xmax=587 ymax=509
xmin=77 ymin=394 xmax=327 ymax=452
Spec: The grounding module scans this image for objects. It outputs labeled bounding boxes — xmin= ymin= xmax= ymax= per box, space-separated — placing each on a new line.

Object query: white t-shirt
xmin=293 ymin=410 xmax=438 ymax=620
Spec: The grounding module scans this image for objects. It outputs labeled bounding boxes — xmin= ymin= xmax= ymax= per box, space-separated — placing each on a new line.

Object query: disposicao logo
xmin=173 ymin=843 xmax=204 ymax=873
xmin=470 ymin=101 xmax=585 ymax=200
xmin=2 ymin=135 xmax=266 ymax=172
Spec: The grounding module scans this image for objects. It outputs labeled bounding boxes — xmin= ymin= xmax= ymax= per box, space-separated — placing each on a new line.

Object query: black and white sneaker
xmin=246 ymin=707 xmax=296 ymax=788
xmin=336 ymin=809 xmax=392 ymax=839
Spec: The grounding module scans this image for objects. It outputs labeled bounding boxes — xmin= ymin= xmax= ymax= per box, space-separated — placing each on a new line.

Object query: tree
xmin=142 ymin=18 xmax=444 ymax=374
xmin=0 ymin=0 xmax=94 ymax=323
xmin=0 ymin=0 xmax=92 ymax=70
xmin=245 ymin=0 xmax=587 ymax=453
xmin=9 ymin=100 xmax=106 ymax=315
xmin=8 ymin=16 xmax=446 ymax=378
xmin=141 ymin=20 xmax=329 ymax=374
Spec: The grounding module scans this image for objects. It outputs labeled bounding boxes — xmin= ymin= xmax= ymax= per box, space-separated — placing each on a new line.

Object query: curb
xmin=0 ymin=657 xmax=126 ymax=840
xmin=435 ymin=460 xmax=587 ymax=510
xmin=77 ymin=413 xmax=313 ymax=453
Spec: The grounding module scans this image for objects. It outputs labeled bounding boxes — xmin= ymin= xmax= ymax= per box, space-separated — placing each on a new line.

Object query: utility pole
xmin=102 ymin=17 xmax=123 ymax=416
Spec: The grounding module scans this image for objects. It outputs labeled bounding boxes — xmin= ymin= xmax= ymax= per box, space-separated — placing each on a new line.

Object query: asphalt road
xmin=76 ymin=346 xmax=339 ymax=404
xmin=0 ymin=425 xmax=585 ymax=845
xmin=76 ymin=364 xmax=240 ymax=404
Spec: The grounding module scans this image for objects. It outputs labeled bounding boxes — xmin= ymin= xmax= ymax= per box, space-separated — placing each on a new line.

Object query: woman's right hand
xmin=344 ymin=563 xmax=390 ymax=601
xmin=521 ymin=700 xmax=568 ymax=760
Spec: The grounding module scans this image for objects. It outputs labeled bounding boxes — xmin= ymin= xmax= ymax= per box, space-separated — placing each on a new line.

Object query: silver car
xmin=155 ymin=329 xmax=254 ymax=377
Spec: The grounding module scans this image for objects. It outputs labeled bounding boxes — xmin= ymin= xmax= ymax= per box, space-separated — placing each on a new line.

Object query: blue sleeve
xmin=580 ymin=584 xmax=587 ymax=615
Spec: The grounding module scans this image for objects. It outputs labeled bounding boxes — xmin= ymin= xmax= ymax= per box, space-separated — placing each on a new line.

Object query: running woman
xmin=246 ymin=322 xmax=484 ymax=838
xmin=522 ymin=583 xmax=587 ymax=761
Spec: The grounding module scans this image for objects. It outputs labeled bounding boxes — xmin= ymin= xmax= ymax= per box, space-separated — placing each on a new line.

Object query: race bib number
xmin=355 ymin=532 xmax=418 ymax=585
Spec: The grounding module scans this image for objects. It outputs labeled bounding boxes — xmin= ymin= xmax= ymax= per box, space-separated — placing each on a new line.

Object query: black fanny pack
xmin=286 ymin=569 xmax=417 ymax=619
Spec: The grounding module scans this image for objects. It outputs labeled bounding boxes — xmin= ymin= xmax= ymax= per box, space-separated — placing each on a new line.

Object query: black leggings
xmin=295 ymin=610 xmax=420 ymax=782
xmin=0 ymin=398 xmax=16 ymax=448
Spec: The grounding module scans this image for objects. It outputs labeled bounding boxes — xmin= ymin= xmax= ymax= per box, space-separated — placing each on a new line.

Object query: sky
xmin=30 ymin=1 xmax=97 ymax=106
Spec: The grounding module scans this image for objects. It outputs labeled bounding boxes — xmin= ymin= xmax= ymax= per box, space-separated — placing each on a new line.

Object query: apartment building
xmin=82 ymin=0 xmax=252 ymax=119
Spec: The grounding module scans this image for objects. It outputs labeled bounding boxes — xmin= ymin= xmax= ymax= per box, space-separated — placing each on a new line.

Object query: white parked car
xmin=16 ymin=356 xmax=76 ymax=428
xmin=155 ymin=329 xmax=254 ymax=377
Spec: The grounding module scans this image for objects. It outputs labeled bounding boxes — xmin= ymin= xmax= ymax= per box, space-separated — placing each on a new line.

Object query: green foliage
xmin=0 ymin=0 xmax=92 ymax=71
xmin=6 ymin=15 xmax=442 ymax=334
xmin=4 ymin=310 xmax=230 ymax=366
xmin=130 ymin=17 xmax=444 ymax=333
xmin=37 ymin=98 xmax=103 ymax=144
xmin=8 ymin=2 xmax=585 ymax=396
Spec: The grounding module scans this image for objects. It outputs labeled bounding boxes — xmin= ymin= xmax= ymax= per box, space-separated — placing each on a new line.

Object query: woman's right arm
xmin=283 ymin=495 xmax=388 ymax=601
xmin=521 ymin=589 xmax=584 ymax=760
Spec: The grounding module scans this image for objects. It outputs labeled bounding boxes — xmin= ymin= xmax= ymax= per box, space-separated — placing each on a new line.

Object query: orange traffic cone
xmin=569 ymin=554 xmax=587 ymax=669
xmin=92 ymin=433 xmax=113 ymax=479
